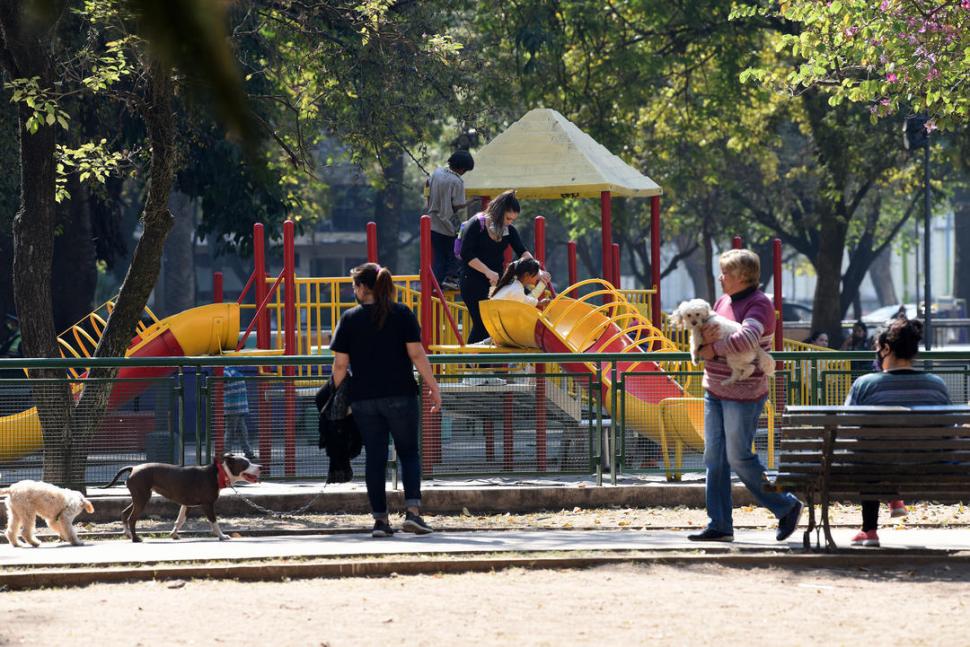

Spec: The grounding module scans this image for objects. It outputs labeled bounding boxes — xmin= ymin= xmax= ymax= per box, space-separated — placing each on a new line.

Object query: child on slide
xmin=489 ymin=258 xmax=549 ymax=307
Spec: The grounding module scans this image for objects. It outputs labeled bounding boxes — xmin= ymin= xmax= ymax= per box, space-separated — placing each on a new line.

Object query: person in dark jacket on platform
xmin=458 ymin=190 xmax=550 ymax=345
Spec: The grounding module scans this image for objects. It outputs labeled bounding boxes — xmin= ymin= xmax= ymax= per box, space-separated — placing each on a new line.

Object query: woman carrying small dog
xmin=330 ymin=263 xmax=442 ymax=538
xmin=688 ymin=249 xmax=803 ymax=543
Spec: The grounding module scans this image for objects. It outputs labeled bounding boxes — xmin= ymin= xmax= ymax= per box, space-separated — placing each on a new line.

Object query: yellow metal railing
xmin=53 ymin=300 xmax=161 ymax=379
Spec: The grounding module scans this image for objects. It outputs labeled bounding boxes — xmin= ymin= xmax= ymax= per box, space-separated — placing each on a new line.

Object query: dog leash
xmin=226 ymin=482 xmax=330 ymax=520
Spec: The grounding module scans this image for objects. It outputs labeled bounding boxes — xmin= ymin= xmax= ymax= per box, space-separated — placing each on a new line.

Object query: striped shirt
xmin=844 ymin=369 xmax=951 ymax=407
xmin=224 ymin=367 xmax=250 ymax=415
xmin=702 ymin=287 xmax=775 ymax=401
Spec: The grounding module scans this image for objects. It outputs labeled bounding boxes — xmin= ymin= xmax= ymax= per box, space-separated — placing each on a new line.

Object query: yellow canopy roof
xmin=462 ymin=108 xmax=661 ymax=200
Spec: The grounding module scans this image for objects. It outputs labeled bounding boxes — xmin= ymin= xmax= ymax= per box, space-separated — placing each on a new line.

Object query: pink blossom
xmin=927 ymin=68 xmax=940 ymax=81
xmin=844 ymin=25 xmax=859 ymax=37
xmin=880 ymin=98 xmax=891 ymax=106
xmin=962 ymin=0 xmax=970 ymax=9
xmin=880 ymin=0 xmax=891 ymax=10
xmin=925 ymin=120 xmax=937 ymax=133
xmin=886 ymin=72 xmax=898 ymax=83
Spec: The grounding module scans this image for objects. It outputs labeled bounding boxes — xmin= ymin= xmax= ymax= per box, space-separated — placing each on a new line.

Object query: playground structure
xmin=0 ymin=211 xmax=807 ymax=481
xmin=0 ymin=108 xmax=856 ymax=483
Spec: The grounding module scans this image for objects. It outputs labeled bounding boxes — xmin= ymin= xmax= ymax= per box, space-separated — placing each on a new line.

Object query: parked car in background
xmin=778 ymin=301 xmax=813 ymax=322
xmin=862 ymin=303 xmax=918 ymax=325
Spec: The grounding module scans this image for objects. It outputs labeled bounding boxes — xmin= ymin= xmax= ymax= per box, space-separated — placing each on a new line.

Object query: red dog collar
xmin=217 ymin=461 xmax=231 ymax=489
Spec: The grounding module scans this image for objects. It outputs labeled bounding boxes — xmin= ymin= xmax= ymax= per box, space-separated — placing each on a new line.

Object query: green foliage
xmin=744 ymin=0 xmax=970 ymax=129
xmin=81 ymin=38 xmax=133 ymax=92
xmin=4 ymin=77 xmax=70 ymax=133
xmin=54 ymin=141 xmax=125 ymax=203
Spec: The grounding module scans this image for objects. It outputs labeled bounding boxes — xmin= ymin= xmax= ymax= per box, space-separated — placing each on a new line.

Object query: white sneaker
xmin=462 ymin=377 xmax=489 ymax=386
xmin=471 ymin=337 xmax=493 ymax=346
xmin=485 ymin=377 xmax=507 ymax=386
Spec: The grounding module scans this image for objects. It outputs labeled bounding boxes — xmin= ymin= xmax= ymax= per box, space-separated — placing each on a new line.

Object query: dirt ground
xmin=63 ymin=500 xmax=970 ymax=538
xmin=2 ymin=562 xmax=969 ymax=646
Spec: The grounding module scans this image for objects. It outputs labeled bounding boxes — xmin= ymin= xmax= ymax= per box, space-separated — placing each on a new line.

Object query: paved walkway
xmin=5 ymin=527 xmax=970 ymax=569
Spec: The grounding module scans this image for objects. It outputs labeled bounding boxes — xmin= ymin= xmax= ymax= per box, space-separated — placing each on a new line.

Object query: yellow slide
xmin=0 ymin=303 xmax=239 ymax=461
xmin=479 ymin=281 xmax=705 ymax=474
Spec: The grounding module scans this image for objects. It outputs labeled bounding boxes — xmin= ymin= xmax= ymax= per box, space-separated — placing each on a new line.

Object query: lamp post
xmin=904 ymin=115 xmax=932 ymax=350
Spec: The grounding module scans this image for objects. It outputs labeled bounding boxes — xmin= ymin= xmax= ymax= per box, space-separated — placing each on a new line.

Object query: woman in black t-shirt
xmin=458 ymin=190 xmax=551 ymax=343
xmin=330 ymin=263 xmax=442 ymax=537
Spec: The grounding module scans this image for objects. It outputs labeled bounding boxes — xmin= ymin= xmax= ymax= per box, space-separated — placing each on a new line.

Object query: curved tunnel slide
xmin=0 ymin=303 xmax=240 ymax=461
xmin=479 ymin=291 xmax=704 ymax=455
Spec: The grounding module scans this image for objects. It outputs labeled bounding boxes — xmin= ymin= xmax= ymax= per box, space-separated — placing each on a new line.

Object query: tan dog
xmin=1 ymin=480 xmax=94 ymax=547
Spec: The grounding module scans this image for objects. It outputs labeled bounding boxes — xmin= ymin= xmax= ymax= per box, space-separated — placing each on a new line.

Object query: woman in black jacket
xmin=458 ymin=190 xmax=550 ymax=343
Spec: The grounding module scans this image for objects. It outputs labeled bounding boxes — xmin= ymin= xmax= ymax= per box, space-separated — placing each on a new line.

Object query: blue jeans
xmin=431 ymin=231 xmax=459 ymax=286
xmin=352 ymin=396 xmax=422 ymax=518
xmin=703 ymin=393 xmax=797 ymax=533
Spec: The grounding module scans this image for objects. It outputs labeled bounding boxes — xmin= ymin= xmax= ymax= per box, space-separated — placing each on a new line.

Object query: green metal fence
xmin=1 ymin=351 xmax=968 ymax=488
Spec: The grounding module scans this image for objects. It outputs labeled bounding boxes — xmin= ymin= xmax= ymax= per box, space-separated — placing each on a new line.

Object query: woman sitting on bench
xmin=844 ymin=317 xmax=951 ymax=547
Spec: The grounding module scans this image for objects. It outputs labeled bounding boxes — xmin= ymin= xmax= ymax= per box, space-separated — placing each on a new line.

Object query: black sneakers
xmin=687 ymin=528 xmax=735 ymax=542
xmin=776 ymin=500 xmax=804 ymax=541
xmin=402 ymin=512 xmax=434 ymax=535
xmin=372 ymin=519 xmax=395 ymax=538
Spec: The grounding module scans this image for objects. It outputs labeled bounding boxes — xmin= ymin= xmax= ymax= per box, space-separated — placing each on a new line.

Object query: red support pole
xmin=420 ymin=216 xmax=433 ymax=350
xmin=253 ymin=223 xmax=269 ymax=350
xmin=213 ymin=272 xmax=225 ymax=458
xmin=534 ymin=215 xmax=547 ymax=471
xmin=419 ymin=215 xmax=439 ymax=473
xmin=366 ymin=221 xmax=378 ymax=264
xmin=650 ymin=196 xmax=661 ymax=328
xmin=213 ymin=272 xmax=223 ymax=304
xmin=283 ymin=220 xmax=297 ymax=477
xmin=601 ymin=191 xmax=612 ymax=284
xmin=534 ymin=216 xmax=546 ymax=265
xmin=773 ymin=238 xmax=784 ymax=352
xmin=732 ymin=235 xmax=743 ymax=250
xmin=253 ymin=223 xmax=271 ymax=470
xmin=612 ymin=243 xmax=621 ymax=289
xmin=503 ymin=393 xmax=514 ymax=471
xmin=484 ymin=419 xmax=494 ymax=463
xmin=567 ymin=241 xmax=578 ymax=287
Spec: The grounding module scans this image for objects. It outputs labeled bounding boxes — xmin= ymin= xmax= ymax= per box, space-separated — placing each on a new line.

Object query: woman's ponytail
xmin=490 ymin=260 xmax=519 ymax=297
xmin=489 ymin=257 xmax=541 ymax=297
xmin=373 ymin=267 xmax=394 ymax=329
xmin=350 ymin=262 xmax=396 ymax=329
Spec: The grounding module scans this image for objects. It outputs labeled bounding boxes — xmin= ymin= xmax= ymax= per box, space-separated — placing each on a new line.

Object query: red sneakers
xmin=851 ymin=529 xmax=880 ymax=547
xmin=889 ymin=500 xmax=908 ymax=518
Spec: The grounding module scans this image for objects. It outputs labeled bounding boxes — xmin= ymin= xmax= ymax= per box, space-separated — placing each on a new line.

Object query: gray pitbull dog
xmin=104 ymin=453 xmax=260 ymax=542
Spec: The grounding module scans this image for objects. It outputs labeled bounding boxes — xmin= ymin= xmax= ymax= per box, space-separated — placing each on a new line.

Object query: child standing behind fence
xmin=224 ymin=367 xmax=255 ymax=461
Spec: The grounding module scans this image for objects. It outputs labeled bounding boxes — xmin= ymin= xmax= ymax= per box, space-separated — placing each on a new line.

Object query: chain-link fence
xmin=3 ymin=351 xmax=970 ymax=488
xmin=0 ymin=373 xmax=177 ymax=486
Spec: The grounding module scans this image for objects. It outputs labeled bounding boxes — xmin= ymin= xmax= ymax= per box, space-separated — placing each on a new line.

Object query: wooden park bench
xmin=772 ymin=405 xmax=970 ymax=550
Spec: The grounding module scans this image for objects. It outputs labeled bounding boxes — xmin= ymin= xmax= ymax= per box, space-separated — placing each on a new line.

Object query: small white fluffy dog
xmin=670 ymin=298 xmax=776 ymax=385
xmin=1 ymin=480 xmax=94 ymax=547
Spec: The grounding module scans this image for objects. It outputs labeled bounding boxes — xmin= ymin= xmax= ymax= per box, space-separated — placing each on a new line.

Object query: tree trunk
xmin=51 ymin=177 xmax=98 ymax=331
xmin=702 ymin=214 xmax=716 ymax=303
xmin=63 ymin=59 xmax=178 ymax=487
xmin=869 ymin=246 xmax=897 ymax=307
xmin=680 ymin=237 xmax=712 ymax=303
xmin=953 ymin=183 xmax=970 ymax=310
xmin=374 ymin=151 xmax=403 ymax=271
xmin=810 ymin=208 xmax=848 ymax=347
xmin=162 ymin=189 xmax=196 ymax=317
xmin=0 ymin=2 xmax=75 ymax=484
